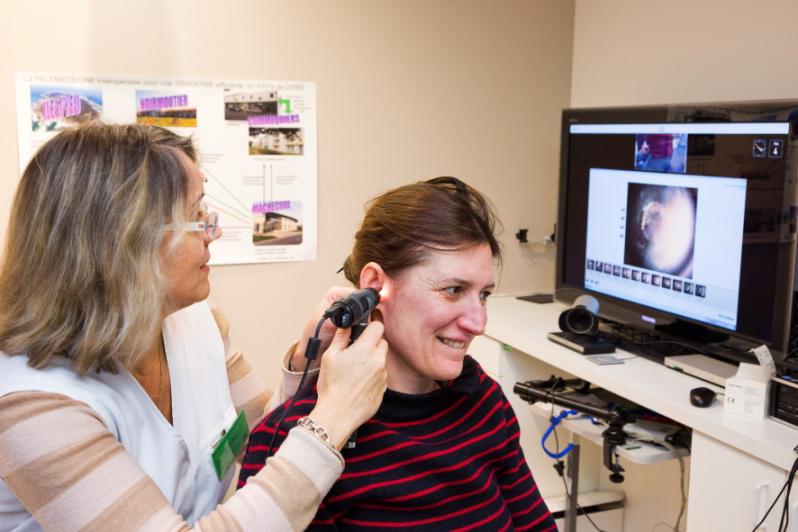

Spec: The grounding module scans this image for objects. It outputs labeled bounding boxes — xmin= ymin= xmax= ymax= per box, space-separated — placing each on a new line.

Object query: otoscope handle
xmin=344 ymin=320 xmax=369 ymax=450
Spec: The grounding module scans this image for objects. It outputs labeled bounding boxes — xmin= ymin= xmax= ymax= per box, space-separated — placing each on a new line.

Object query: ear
xmin=358 ymin=262 xmax=385 ymax=292
xmin=360 ymin=262 xmax=388 ymax=324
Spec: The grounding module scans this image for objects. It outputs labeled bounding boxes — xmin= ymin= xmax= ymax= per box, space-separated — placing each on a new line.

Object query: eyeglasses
xmin=165 ymin=202 xmax=220 ymax=240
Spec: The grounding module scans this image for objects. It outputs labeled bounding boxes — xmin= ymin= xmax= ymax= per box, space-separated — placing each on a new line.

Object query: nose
xmin=457 ymin=295 xmax=488 ymax=336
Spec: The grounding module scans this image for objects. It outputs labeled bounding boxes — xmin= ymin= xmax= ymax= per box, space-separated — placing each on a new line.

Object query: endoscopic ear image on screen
xmin=624 ymin=183 xmax=697 ymax=278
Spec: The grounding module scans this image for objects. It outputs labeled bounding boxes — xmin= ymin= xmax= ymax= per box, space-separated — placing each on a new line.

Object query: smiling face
xmin=161 ymin=154 xmax=219 ymax=314
xmin=378 ymin=243 xmax=495 ymax=394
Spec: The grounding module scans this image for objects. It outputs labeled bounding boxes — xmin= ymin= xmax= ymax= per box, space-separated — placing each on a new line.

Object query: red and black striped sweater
xmin=239 ymin=356 xmax=557 ymax=531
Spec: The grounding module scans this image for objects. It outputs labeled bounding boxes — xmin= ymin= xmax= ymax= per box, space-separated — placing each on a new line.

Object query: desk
xmin=472 ymin=295 xmax=798 ymax=532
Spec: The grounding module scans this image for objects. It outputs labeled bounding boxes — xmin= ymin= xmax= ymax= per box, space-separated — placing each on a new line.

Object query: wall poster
xmin=15 ymin=72 xmax=318 ymax=265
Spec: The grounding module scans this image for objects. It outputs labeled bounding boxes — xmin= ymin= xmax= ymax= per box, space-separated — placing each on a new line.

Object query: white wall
xmin=570 ymin=1 xmax=798 ymax=530
xmin=0 ymin=0 xmax=574 ymax=390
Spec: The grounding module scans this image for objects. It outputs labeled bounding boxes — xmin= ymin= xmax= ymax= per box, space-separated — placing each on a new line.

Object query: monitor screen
xmin=556 ymin=103 xmax=798 ymax=353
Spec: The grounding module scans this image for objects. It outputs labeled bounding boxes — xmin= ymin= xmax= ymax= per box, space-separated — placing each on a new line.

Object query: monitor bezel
xmin=554 ymin=100 xmax=798 ymax=355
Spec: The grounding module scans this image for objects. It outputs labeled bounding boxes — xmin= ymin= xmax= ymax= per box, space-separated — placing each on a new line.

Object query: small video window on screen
xmin=583 ymin=168 xmax=747 ymax=331
xmin=635 ymin=133 xmax=688 ymax=174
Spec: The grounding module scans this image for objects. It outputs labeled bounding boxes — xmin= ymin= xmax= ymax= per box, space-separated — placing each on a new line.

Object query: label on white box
xmin=724 ymin=378 xmax=769 ymax=418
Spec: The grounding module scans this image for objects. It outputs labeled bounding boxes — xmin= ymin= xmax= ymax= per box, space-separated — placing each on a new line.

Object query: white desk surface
xmin=485 ymin=295 xmax=798 ymax=471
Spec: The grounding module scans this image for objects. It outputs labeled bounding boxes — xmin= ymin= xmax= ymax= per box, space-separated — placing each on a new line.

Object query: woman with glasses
xmin=0 ymin=122 xmax=388 ymax=531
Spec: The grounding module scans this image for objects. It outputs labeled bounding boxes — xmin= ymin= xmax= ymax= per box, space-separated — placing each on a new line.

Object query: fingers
xmin=346 ymin=321 xmax=385 ymax=353
xmin=326 ymin=321 xmax=385 ymax=356
xmin=326 ymin=325 xmax=352 ymax=353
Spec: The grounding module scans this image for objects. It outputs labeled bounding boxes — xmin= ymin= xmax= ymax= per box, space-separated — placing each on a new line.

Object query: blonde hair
xmin=0 ymin=122 xmax=196 ymax=374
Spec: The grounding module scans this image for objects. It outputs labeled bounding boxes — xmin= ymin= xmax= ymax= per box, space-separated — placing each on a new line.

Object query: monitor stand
xmin=655 ymin=319 xmax=729 ymax=344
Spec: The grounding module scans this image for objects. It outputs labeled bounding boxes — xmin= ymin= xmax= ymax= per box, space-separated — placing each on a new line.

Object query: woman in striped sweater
xmin=240 ymin=177 xmax=557 ymax=531
xmin=0 ymin=123 xmax=388 ymax=531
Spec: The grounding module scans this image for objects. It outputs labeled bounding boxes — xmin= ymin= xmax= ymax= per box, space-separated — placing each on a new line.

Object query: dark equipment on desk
xmin=548 ymin=294 xmax=617 ymax=354
xmin=547 ymin=331 xmax=617 ymax=354
xmin=514 ymin=377 xmax=634 ymax=483
xmin=559 ymin=304 xmax=599 ymax=335
xmin=689 ymin=386 xmax=716 ymax=408
xmin=770 ymin=292 xmax=798 ymax=429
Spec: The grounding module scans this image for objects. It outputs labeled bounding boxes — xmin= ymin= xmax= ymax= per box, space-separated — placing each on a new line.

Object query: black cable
xmin=751 ymin=454 xmax=798 ymax=531
xmin=778 ymin=455 xmax=798 ymax=531
xmin=266 ymin=317 xmax=326 ymax=457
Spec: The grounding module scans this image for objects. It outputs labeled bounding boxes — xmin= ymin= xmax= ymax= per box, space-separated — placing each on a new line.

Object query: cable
xmin=751 ymin=454 xmax=798 ymax=531
xmin=674 ymin=454 xmax=687 ymax=532
xmin=552 ymin=425 xmax=608 ymax=532
xmin=649 ymin=441 xmax=686 ymax=532
xmin=778 ymin=454 xmax=798 ymax=531
xmin=266 ymin=316 xmax=326 ymax=457
xmin=648 ymin=446 xmax=685 ymax=532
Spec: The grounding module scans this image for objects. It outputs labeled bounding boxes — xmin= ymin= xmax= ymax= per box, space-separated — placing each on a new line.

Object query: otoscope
xmin=267 ymin=288 xmax=381 ymax=456
xmin=324 ymin=288 xmax=380 ymax=449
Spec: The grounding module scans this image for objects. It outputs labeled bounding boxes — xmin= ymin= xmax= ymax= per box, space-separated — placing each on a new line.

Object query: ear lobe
xmin=358 ymin=262 xmax=385 ymax=291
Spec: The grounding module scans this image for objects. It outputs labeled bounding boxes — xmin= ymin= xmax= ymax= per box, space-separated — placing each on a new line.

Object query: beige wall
xmin=570 ymin=1 xmax=798 ymax=529
xmin=0 ymin=0 xmax=574 ymax=390
xmin=572 ymin=0 xmax=798 ymax=107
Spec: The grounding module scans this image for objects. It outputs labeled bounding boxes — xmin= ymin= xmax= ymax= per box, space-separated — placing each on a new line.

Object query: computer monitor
xmin=556 ymin=101 xmax=798 ymax=356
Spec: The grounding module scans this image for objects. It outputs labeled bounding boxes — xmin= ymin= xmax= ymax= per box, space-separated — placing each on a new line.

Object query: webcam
xmin=558 ymin=295 xmax=600 ymax=335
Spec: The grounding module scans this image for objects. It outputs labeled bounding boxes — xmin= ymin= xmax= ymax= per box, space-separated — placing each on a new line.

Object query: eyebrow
xmin=443 ymin=278 xmax=496 ymax=290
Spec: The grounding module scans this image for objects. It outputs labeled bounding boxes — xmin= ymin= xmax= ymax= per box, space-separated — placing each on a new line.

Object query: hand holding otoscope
xmin=323 ymin=288 xmax=381 ymax=449
xmin=270 ymin=288 xmax=387 ymax=454
xmin=290 ymin=286 xmax=377 ymax=373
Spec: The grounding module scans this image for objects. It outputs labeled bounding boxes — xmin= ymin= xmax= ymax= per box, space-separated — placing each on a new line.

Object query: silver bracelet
xmin=296 ymin=416 xmax=331 ymax=446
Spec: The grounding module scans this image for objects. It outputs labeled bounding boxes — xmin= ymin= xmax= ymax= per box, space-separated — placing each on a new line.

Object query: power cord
xmin=266 ymin=316 xmax=326 ymax=457
xmin=751 ymin=453 xmax=798 ymax=531
xmin=648 ymin=444 xmax=686 ymax=532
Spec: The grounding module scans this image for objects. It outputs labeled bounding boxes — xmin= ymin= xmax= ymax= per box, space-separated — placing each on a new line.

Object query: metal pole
xmin=564 ymin=435 xmax=581 ymax=532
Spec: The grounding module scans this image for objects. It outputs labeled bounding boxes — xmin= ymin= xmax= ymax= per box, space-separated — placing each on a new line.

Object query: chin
xmin=434 ymin=358 xmax=466 ymax=381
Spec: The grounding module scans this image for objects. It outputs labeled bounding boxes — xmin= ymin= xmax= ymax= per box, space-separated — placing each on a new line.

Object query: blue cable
xmin=541 ymin=409 xmax=579 ymax=459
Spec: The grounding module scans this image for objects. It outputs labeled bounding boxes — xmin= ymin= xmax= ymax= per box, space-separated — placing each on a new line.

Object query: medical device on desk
xmin=514 ymin=377 xmax=689 ymax=483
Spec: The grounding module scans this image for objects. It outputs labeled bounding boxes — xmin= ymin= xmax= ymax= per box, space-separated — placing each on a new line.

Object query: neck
xmin=385 ymin=350 xmax=439 ymax=394
xmin=131 ymin=332 xmax=172 ymax=423
xmin=132 ymin=338 xmax=162 ymax=376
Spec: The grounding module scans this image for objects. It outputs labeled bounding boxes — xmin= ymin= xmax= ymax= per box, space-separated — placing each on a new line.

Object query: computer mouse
xmin=689 ymin=386 xmax=716 ymax=408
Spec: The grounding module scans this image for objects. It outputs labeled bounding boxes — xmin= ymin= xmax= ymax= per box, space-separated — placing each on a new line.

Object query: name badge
xmin=211 ymin=411 xmax=249 ymax=480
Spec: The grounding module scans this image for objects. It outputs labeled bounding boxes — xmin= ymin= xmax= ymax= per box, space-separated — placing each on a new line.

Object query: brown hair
xmin=342 ymin=176 xmax=502 ymax=285
xmin=0 ymin=122 xmax=196 ymax=374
